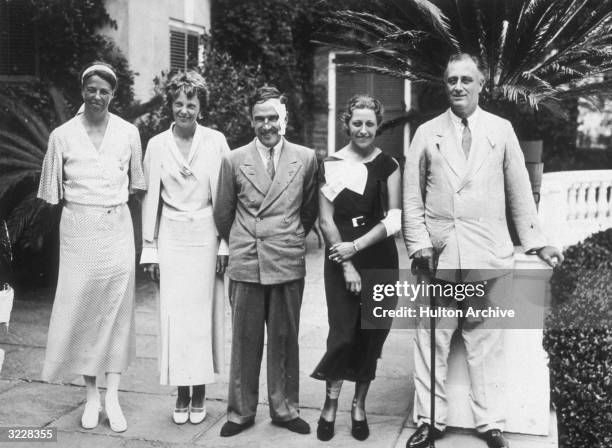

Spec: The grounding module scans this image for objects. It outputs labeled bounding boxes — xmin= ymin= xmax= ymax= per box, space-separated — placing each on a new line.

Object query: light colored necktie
xmin=266 ymin=147 xmax=275 ymax=179
xmin=461 ymin=117 xmax=471 ymax=158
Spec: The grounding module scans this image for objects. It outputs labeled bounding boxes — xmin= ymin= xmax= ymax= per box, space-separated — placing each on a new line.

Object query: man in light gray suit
xmin=403 ymin=54 xmax=563 ymax=448
xmin=214 ymin=86 xmax=318 ymax=437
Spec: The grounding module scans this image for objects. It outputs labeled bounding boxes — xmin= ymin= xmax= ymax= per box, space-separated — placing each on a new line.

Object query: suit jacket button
xmin=256 ymin=217 xmax=262 ymax=221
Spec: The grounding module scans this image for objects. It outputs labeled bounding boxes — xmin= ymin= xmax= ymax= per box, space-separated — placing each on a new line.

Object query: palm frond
xmin=0 ymin=93 xmax=50 ymax=148
xmin=319 ymin=0 xmax=612 ymax=116
xmin=6 ymin=193 xmax=54 ymax=250
xmin=0 ymin=170 xmax=39 ymax=198
xmin=0 ymin=155 xmax=42 ymax=171
xmin=0 ymin=131 xmax=45 ymax=161
xmin=411 ymin=0 xmax=459 ymax=51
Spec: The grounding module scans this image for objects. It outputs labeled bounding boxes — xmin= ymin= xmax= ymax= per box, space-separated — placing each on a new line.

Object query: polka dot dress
xmin=38 ymin=114 xmax=145 ymax=381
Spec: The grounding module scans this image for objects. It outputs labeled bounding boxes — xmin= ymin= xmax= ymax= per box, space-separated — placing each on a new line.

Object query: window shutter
xmin=170 ymin=29 xmax=186 ymax=71
xmin=372 ymin=73 xmax=405 ymax=160
xmin=0 ymin=0 xmax=36 ymax=76
xmin=335 ymin=54 xmax=370 ymax=150
xmin=186 ymin=34 xmax=199 ymax=69
xmin=170 ymin=29 xmax=200 ymax=71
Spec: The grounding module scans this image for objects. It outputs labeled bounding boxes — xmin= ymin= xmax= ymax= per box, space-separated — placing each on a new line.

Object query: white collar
xmin=332 ymin=147 xmax=381 ymax=164
xmin=168 ymin=123 xmax=202 ymax=168
xmin=449 ymin=106 xmax=481 ymax=128
xmin=255 ymin=136 xmax=284 ymax=155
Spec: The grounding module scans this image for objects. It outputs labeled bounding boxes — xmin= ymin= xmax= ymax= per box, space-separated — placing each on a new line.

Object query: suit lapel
xmin=435 ymin=112 xmax=465 ymax=190
xmin=259 ymin=141 xmax=301 ymax=214
xmin=239 ymin=142 xmax=272 ymax=196
xmin=458 ymin=113 xmax=494 ymax=191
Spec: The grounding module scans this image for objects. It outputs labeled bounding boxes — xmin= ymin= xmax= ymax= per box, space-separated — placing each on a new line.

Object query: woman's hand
xmin=216 ymin=255 xmax=229 ymax=274
xmin=329 ymin=242 xmax=357 ymax=263
xmin=342 ymin=261 xmax=361 ymax=295
xmin=143 ymin=263 xmax=160 ymax=282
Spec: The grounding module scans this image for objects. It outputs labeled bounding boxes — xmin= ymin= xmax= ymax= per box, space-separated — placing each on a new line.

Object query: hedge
xmin=543 ymin=229 xmax=612 ymax=448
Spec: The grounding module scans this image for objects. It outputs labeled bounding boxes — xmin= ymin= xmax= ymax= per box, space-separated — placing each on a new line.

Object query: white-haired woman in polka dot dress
xmin=38 ymin=61 xmax=145 ymax=433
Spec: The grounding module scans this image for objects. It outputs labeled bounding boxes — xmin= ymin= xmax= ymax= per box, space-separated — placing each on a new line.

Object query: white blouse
xmin=140 ymin=125 xmax=230 ymax=263
xmin=38 ymin=114 xmax=145 ymax=205
xmin=160 ymin=125 xmax=214 ymax=217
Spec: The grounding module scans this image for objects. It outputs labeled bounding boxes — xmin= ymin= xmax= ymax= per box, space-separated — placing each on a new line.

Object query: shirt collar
xmin=255 ymin=136 xmax=284 ymax=155
xmin=449 ymin=106 xmax=481 ymax=128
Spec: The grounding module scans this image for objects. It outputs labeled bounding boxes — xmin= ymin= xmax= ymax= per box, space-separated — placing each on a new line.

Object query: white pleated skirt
xmin=42 ymin=202 xmax=136 ymax=381
xmin=157 ymin=209 xmax=224 ymax=386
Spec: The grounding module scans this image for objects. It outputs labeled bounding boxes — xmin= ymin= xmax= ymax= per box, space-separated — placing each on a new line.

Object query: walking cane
xmin=413 ymin=260 xmax=437 ymax=448
xmin=429 ymin=279 xmax=436 ymax=447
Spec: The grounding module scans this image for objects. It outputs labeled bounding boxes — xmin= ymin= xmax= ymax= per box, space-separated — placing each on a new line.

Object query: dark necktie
xmin=461 ymin=117 xmax=471 ymax=159
xmin=266 ymin=147 xmax=275 ymax=179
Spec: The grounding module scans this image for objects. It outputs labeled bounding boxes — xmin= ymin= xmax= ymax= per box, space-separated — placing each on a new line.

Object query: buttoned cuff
xmin=217 ymin=239 xmax=229 ymax=256
xmin=408 ymin=244 xmax=434 ymax=259
xmin=140 ymin=247 xmax=159 ymax=264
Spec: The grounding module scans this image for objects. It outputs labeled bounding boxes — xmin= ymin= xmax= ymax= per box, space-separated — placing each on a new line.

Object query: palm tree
xmin=319 ymin=0 xmax=612 ymax=132
xmin=0 ymin=91 xmax=62 ymax=252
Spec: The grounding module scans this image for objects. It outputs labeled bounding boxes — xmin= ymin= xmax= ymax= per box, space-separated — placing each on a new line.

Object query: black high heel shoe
xmin=317 ymin=417 xmax=335 ymax=441
xmin=351 ymin=416 xmax=369 ymax=441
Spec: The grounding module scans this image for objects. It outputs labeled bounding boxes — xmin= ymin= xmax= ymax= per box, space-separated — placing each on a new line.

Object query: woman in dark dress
xmin=312 ymin=94 xmax=401 ymax=441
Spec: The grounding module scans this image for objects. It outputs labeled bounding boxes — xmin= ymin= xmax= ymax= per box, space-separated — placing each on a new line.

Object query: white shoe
xmin=189 ymin=404 xmax=206 ymax=424
xmin=105 ymin=397 xmax=127 ymax=433
xmin=81 ymin=401 xmax=101 ymax=429
xmin=173 ymin=407 xmax=189 ymax=425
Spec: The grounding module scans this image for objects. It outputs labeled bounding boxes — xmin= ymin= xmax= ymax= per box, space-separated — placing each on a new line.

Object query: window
xmin=0 ymin=0 xmax=38 ymax=78
xmin=169 ymin=27 xmax=201 ymax=72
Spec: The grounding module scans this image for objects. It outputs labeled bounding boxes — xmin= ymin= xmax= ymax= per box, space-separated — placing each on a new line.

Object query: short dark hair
xmin=80 ymin=61 xmax=118 ymax=91
xmin=444 ymin=53 xmax=485 ymax=80
xmin=342 ymin=94 xmax=384 ymax=135
xmin=165 ymin=70 xmax=209 ymax=112
xmin=248 ymin=86 xmax=287 ymax=114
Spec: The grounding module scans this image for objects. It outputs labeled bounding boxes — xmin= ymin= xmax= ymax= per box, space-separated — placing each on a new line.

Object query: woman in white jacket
xmin=141 ymin=71 xmax=229 ymax=425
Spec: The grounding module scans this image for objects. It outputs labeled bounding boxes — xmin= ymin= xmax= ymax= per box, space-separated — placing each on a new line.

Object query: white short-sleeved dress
xmin=38 ymin=113 xmax=145 ymax=381
xmin=140 ymin=125 xmax=229 ymax=386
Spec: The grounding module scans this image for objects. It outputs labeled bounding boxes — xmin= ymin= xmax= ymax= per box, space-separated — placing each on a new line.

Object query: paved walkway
xmin=0 ymin=235 xmax=556 ymax=447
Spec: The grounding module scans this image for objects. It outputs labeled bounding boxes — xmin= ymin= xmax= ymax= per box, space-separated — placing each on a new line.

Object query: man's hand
xmin=413 ymin=247 xmax=436 ymax=274
xmin=216 ymin=255 xmax=229 ymax=274
xmin=143 ymin=263 xmax=160 ymax=282
xmin=537 ymin=246 xmax=564 ymax=267
xmin=342 ymin=261 xmax=361 ymax=295
xmin=329 ymin=242 xmax=356 ymax=263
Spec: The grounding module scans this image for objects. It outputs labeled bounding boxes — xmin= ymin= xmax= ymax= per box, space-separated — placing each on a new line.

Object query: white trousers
xmin=413 ymin=275 xmax=509 ymax=433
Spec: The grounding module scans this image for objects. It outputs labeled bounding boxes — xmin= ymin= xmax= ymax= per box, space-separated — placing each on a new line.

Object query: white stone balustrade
xmin=539 ymin=170 xmax=612 ymax=247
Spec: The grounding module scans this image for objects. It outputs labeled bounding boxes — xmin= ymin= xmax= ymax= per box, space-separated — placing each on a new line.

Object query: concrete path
xmin=0 ymin=234 xmax=556 ymax=447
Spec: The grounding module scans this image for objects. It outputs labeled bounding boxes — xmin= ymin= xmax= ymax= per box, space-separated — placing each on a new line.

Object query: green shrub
xmin=549 ymin=229 xmax=612 ymax=305
xmin=543 ymin=229 xmax=612 ymax=448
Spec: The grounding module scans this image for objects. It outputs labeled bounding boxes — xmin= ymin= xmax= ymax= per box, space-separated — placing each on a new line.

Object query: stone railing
xmin=539 ymin=170 xmax=612 ymax=247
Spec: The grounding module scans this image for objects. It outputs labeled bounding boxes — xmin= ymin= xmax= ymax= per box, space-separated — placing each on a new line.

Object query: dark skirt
xmin=311 ymin=235 xmax=398 ymax=382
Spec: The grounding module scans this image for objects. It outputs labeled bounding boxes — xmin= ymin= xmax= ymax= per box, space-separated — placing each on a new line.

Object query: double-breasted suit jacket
xmin=214 ymin=137 xmax=318 ymax=424
xmin=403 ymin=108 xmax=546 ymax=279
xmin=214 ymin=139 xmax=318 ymax=284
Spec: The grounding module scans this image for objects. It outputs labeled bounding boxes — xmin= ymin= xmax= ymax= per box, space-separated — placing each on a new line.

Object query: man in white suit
xmin=403 ymin=54 xmax=563 ymax=448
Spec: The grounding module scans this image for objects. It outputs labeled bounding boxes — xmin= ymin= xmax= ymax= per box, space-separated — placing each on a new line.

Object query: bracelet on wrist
xmin=352 ymin=240 xmax=360 ymax=252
